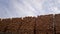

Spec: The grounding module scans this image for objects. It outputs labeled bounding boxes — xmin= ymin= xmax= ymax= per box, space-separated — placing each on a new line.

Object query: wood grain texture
xmin=0 ymin=14 xmax=60 ymax=34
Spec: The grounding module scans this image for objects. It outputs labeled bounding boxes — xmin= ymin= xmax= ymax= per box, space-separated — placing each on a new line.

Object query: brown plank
xmin=36 ymin=14 xmax=53 ymax=34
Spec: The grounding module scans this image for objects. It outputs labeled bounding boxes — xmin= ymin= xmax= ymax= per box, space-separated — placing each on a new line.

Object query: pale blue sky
xmin=0 ymin=0 xmax=60 ymax=18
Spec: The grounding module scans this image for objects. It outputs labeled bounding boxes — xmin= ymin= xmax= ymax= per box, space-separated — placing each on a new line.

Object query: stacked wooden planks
xmin=0 ymin=14 xmax=60 ymax=34
xmin=55 ymin=14 xmax=60 ymax=34
xmin=36 ymin=14 xmax=53 ymax=34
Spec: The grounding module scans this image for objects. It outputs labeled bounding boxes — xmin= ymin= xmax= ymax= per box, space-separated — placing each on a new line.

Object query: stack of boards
xmin=0 ymin=14 xmax=60 ymax=34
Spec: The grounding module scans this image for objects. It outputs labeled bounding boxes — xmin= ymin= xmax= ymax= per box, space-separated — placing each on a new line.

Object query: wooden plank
xmin=36 ymin=14 xmax=53 ymax=34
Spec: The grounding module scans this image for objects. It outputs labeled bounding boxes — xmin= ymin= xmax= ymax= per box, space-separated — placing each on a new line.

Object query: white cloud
xmin=9 ymin=0 xmax=43 ymax=17
xmin=0 ymin=0 xmax=60 ymax=18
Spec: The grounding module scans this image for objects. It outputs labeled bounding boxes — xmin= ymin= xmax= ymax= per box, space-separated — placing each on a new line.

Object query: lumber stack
xmin=0 ymin=14 xmax=60 ymax=34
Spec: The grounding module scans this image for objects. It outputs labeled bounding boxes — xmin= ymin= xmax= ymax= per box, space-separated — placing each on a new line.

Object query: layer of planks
xmin=0 ymin=14 xmax=60 ymax=34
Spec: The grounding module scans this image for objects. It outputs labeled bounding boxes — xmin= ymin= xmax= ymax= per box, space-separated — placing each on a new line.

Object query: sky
xmin=0 ymin=0 xmax=60 ymax=18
